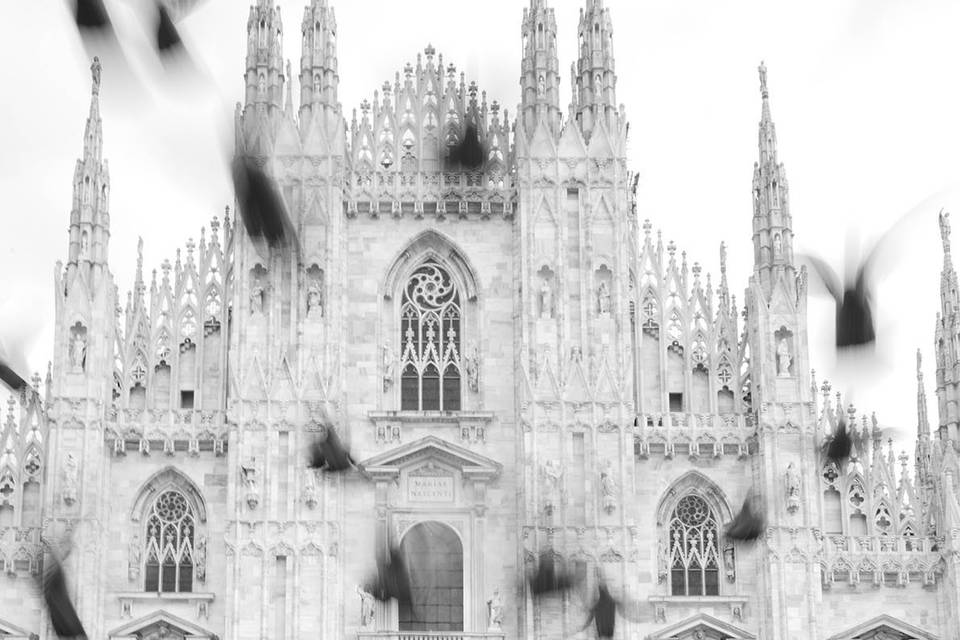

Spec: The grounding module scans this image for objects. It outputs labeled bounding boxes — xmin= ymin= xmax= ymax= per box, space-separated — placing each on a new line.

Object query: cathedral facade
xmin=1 ymin=1 xmax=959 ymax=638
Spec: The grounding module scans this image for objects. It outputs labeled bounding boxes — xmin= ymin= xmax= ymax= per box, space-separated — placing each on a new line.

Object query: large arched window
xmin=669 ymin=494 xmax=721 ymax=596
xmin=144 ymin=489 xmax=196 ymax=593
xmin=400 ymin=261 xmax=462 ymax=411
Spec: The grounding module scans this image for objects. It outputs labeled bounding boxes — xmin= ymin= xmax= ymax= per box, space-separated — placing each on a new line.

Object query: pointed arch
xmin=657 ymin=471 xmax=733 ymax=525
xmin=130 ymin=466 xmax=206 ymax=523
xmin=382 ymin=230 xmax=479 ymax=302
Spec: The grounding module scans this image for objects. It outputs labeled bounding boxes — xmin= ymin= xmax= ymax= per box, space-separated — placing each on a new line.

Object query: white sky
xmin=3 ymin=0 xmax=960 ymax=456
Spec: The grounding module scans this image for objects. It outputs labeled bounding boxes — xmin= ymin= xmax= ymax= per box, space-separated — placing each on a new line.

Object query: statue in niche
xmin=307 ymin=282 xmax=323 ymax=317
xmin=70 ymin=330 xmax=87 ymax=372
xmin=382 ymin=345 xmax=395 ymax=392
xmin=195 ymin=535 xmax=207 ymax=582
xmin=128 ymin=535 xmax=141 ymax=580
xmin=258 ymin=74 xmax=266 ymax=96
xmin=465 ymin=344 xmax=479 ymax=392
xmin=777 ymin=338 xmax=792 ymax=377
xmin=302 ymin=469 xmax=318 ymax=509
xmin=723 ymin=544 xmax=736 ymax=582
xmin=599 ymin=461 xmax=617 ymax=514
xmin=539 ymin=279 xmax=553 ymax=319
xmin=541 ymin=459 xmax=563 ymax=515
xmin=357 ymin=585 xmax=376 ymax=628
xmin=597 ymin=281 xmax=611 ymax=315
xmin=241 ymin=464 xmax=260 ymax=510
xmin=774 ymin=233 xmax=783 ymax=256
xmin=80 ymin=232 xmax=89 ymax=259
xmin=250 ymin=284 xmax=264 ymax=314
xmin=785 ymin=462 xmax=801 ymax=514
xmin=537 ymin=75 xmax=545 ymax=97
xmin=62 ymin=453 xmax=79 ymax=506
xmin=487 ymin=588 xmax=504 ymax=630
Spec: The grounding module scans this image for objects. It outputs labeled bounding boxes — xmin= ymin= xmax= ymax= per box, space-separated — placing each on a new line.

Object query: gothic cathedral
xmin=1 ymin=1 xmax=958 ymax=639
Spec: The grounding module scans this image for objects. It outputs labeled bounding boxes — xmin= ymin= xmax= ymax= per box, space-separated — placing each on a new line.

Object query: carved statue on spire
xmin=758 ymin=60 xmax=767 ymax=95
xmin=91 ymin=57 xmax=102 ymax=95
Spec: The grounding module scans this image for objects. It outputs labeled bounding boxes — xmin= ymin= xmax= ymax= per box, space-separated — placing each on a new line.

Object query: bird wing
xmin=858 ymin=185 xmax=960 ymax=291
xmin=797 ymin=254 xmax=844 ymax=305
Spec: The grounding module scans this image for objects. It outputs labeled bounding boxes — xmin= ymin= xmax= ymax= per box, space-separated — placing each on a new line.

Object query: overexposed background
xmin=2 ymin=0 xmax=960 ymax=456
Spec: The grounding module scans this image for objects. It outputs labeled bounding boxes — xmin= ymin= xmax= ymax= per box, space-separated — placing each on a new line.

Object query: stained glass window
xmin=400 ymin=261 xmax=462 ymax=411
xmin=669 ymin=495 xmax=720 ymax=596
xmin=144 ymin=490 xmax=195 ymax=593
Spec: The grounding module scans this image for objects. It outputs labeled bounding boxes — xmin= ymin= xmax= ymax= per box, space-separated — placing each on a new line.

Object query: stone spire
xmin=300 ymin=0 xmax=339 ymax=116
xmin=935 ymin=210 xmax=960 ymax=443
xmin=916 ymin=349 xmax=933 ymax=488
xmin=572 ymin=0 xmax=618 ymax=139
xmin=68 ymin=56 xmax=111 ymax=268
xmin=520 ymin=0 xmax=561 ymax=137
xmin=245 ymin=0 xmax=285 ymax=110
xmin=751 ymin=62 xmax=795 ymax=300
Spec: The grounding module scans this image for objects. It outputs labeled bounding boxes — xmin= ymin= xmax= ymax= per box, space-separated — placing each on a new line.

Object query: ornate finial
xmin=425 ymin=43 xmax=436 ymax=58
xmin=642 ymin=219 xmax=652 ymax=236
xmin=939 ymin=209 xmax=951 ymax=256
xmin=720 ymin=242 xmax=727 ymax=274
xmin=360 ymin=99 xmax=371 ymax=115
xmin=758 ymin=60 xmax=768 ymax=98
xmin=91 ymin=56 xmax=102 ymax=95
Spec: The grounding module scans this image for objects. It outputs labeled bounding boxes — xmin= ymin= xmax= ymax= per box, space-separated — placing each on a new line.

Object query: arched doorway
xmin=398 ymin=521 xmax=464 ymax=631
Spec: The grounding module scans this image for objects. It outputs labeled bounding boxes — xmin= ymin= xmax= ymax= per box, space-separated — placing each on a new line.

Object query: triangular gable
xmin=359 ymin=435 xmax=501 ymax=481
xmin=108 ymin=609 xmax=216 ymax=639
xmin=647 ymin=613 xmax=756 ymax=640
xmin=0 ymin=617 xmax=35 ymax=639
xmin=826 ymin=614 xmax=939 ymax=640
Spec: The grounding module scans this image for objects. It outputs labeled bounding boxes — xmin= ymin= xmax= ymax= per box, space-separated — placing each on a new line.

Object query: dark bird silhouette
xmin=725 ymin=490 xmax=766 ymax=541
xmin=0 ymin=337 xmax=30 ymax=393
xmin=363 ymin=545 xmax=414 ymax=606
xmin=73 ymin=0 xmax=112 ymax=32
xmin=823 ymin=412 xmax=853 ymax=468
xmin=527 ymin=551 xmax=577 ymax=596
xmin=578 ymin=577 xmax=643 ymax=640
xmin=799 ymin=188 xmax=960 ymax=352
xmin=306 ymin=424 xmax=355 ymax=472
xmin=802 ymin=250 xmax=876 ymax=349
xmin=231 ymin=154 xmax=299 ymax=259
xmin=40 ymin=543 xmax=87 ymax=639
xmin=446 ymin=124 xmax=485 ymax=171
xmin=155 ymin=3 xmax=184 ymax=57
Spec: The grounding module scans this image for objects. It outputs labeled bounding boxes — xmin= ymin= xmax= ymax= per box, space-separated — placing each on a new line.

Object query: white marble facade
xmin=1 ymin=2 xmax=958 ymax=640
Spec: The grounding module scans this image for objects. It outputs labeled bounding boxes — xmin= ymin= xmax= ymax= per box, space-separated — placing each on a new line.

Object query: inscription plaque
xmin=408 ymin=476 xmax=454 ymax=502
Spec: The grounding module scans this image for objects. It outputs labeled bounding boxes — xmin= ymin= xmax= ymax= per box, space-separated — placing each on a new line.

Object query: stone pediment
xmin=826 ymin=614 xmax=938 ymax=640
xmin=0 ymin=617 xmax=36 ymax=639
xmin=647 ymin=613 xmax=756 ymax=640
xmin=107 ymin=609 xmax=217 ymax=639
xmin=359 ymin=435 xmax=501 ymax=482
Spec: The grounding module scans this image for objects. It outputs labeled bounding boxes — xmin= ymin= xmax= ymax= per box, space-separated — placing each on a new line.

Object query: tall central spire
xmin=244 ymin=0 xmax=285 ymax=110
xmin=68 ymin=56 xmax=111 ymax=269
xmin=751 ymin=62 xmax=795 ymax=300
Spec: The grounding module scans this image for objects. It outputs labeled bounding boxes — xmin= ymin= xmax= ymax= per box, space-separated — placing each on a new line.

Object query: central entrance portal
xmin=398 ymin=521 xmax=464 ymax=631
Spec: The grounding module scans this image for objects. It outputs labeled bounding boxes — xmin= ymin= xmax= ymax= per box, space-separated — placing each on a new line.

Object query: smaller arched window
xmin=144 ymin=489 xmax=195 ymax=593
xmin=669 ymin=495 xmax=721 ymax=596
